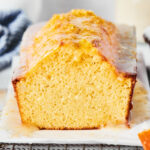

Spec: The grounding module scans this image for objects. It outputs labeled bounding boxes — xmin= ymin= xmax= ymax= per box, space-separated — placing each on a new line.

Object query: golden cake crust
xmin=13 ymin=10 xmax=136 ymax=80
xmin=12 ymin=9 xmax=137 ymax=129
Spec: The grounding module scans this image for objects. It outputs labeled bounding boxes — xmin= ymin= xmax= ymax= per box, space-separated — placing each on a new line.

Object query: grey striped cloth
xmin=0 ymin=10 xmax=31 ymax=71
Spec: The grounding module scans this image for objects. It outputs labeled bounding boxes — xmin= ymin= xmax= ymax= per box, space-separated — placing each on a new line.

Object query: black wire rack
xmin=0 ymin=144 xmax=143 ymax=150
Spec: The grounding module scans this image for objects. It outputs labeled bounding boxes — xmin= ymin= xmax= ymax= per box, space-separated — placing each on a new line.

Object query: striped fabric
xmin=0 ymin=10 xmax=30 ymax=70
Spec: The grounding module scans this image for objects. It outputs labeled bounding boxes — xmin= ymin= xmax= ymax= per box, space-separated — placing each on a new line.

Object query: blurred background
xmin=1 ymin=0 xmax=150 ymax=41
xmin=0 ymin=0 xmax=150 ymax=104
xmin=0 ymin=0 xmax=115 ymax=22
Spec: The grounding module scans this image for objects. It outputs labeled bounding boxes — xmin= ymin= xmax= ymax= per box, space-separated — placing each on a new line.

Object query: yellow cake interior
xmin=16 ymin=41 xmax=133 ymax=129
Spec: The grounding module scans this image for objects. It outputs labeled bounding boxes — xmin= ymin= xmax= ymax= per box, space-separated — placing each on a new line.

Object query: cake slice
xmin=12 ymin=9 xmax=137 ymax=129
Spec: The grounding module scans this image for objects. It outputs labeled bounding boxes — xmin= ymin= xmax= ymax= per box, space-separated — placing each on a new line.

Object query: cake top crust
xmin=13 ymin=9 xmax=137 ymax=80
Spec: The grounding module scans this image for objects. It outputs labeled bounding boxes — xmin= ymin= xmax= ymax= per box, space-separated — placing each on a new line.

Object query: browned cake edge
xmin=12 ymin=23 xmax=137 ymax=129
xmin=125 ymin=76 xmax=136 ymax=128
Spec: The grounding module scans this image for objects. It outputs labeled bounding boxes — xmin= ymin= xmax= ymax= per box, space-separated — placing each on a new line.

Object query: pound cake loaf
xmin=12 ymin=9 xmax=137 ymax=129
